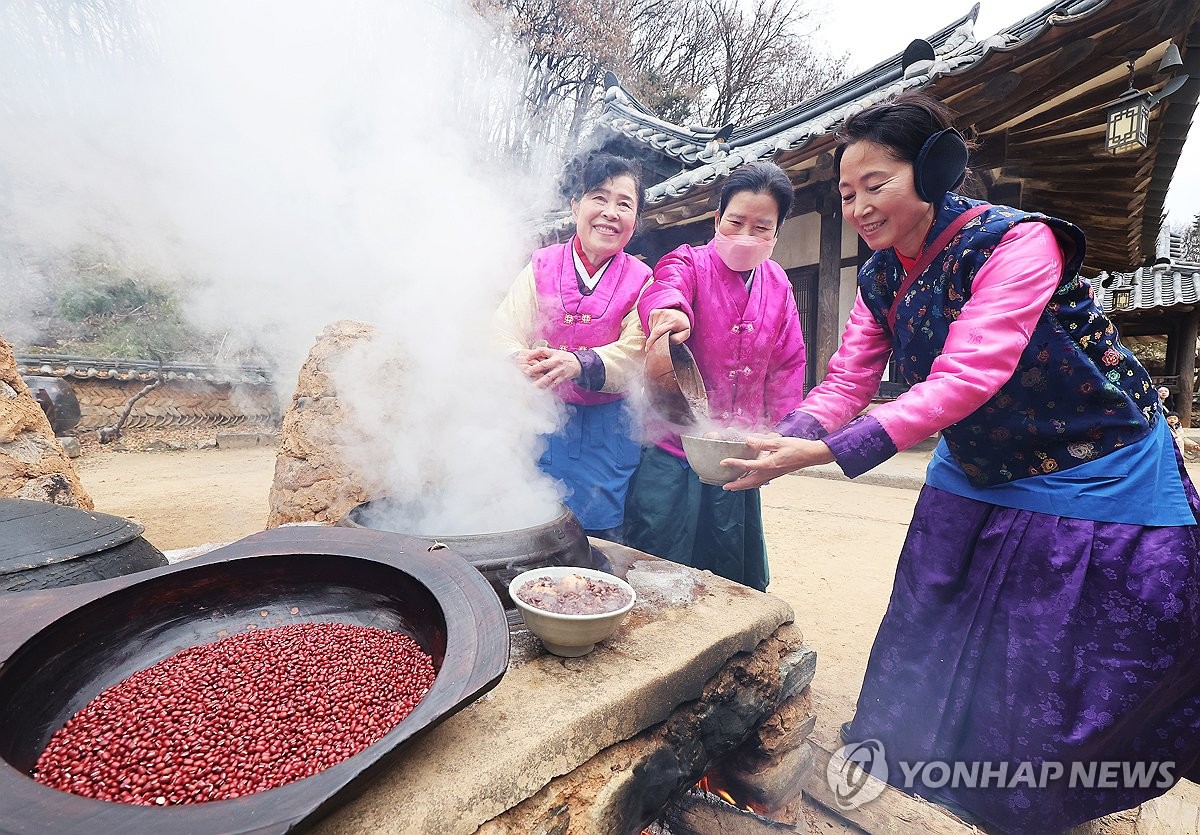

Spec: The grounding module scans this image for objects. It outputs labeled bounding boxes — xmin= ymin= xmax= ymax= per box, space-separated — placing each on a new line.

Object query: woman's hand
xmin=721 ymin=435 xmax=835 ymax=491
xmin=646 ymin=308 xmax=691 ymax=351
xmin=523 ymin=347 xmax=582 ymax=389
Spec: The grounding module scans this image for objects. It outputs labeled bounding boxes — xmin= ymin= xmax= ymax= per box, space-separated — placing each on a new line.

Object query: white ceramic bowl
xmin=508 ymin=566 xmax=637 ymax=657
xmin=680 ymin=434 xmax=755 ymax=486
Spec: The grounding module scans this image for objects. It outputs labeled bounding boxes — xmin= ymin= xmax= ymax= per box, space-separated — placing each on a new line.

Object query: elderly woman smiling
xmin=494 ymin=153 xmax=650 ymax=540
xmin=725 ymin=93 xmax=1200 ymax=832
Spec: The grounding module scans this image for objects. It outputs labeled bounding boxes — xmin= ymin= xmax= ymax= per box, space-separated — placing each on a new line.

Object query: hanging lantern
xmin=1105 ymin=89 xmax=1150 ymax=155
xmin=1113 ymin=288 xmax=1133 ymax=309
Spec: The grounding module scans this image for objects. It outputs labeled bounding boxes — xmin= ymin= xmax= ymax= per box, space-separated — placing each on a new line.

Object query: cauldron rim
xmin=339 ymin=497 xmax=577 ymax=541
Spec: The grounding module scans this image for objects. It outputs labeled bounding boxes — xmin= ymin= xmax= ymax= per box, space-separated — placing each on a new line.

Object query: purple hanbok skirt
xmin=847 ymin=451 xmax=1200 ymax=833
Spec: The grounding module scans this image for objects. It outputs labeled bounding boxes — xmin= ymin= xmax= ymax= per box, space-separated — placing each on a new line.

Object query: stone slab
xmin=312 ymin=543 xmax=796 ymax=834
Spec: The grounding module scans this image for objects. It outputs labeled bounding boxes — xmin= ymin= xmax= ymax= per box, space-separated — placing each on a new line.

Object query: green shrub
xmin=58 ymin=278 xmax=173 ymax=323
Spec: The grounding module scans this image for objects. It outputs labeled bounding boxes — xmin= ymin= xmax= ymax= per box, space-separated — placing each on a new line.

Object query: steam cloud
xmin=0 ymin=0 xmax=571 ymax=533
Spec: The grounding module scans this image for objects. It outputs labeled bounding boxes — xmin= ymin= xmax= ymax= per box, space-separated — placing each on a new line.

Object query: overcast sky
xmin=815 ymin=0 xmax=1200 ymax=227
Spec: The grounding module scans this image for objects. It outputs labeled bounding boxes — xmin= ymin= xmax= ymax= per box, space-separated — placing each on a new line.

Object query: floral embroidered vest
xmin=858 ymin=193 xmax=1158 ymax=487
xmin=532 ymin=242 xmax=650 ymax=406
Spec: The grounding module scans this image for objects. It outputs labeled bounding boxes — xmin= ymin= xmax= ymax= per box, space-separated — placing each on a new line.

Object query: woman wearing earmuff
xmin=623 ymin=161 xmax=807 ymax=592
xmin=725 ymin=93 xmax=1200 ymax=832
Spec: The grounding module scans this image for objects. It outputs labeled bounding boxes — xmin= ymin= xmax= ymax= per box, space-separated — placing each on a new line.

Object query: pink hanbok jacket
xmin=639 ymin=241 xmax=807 ymax=458
xmin=788 ymin=224 xmax=1065 ymax=466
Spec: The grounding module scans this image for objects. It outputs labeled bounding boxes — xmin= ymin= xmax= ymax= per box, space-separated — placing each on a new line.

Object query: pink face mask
xmin=713 ymin=231 xmax=777 ymax=272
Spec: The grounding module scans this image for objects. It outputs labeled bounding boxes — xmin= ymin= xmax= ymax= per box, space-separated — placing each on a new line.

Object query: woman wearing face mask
xmin=494 ymin=153 xmax=651 ymax=540
xmin=724 ymin=93 xmax=1200 ymax=832
xmin=622 ymin=161 xmax=806 ymax=591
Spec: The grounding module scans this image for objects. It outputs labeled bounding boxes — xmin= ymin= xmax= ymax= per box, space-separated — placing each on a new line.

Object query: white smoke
xmin=0 ymin=0 xmax=572 ymax=532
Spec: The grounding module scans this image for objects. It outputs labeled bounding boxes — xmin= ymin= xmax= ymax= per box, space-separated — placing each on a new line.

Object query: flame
xmin=694 ymin=772 xmax=764 ymax=814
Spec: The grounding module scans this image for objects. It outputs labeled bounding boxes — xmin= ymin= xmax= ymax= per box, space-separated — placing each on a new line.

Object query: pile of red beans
xmin=34 ymin=621 xmax=436 ymax=805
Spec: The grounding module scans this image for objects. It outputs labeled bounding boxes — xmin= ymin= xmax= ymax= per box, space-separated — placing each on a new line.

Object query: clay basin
xmin=0 ymin=526 xmax=508 ymax=835
xmin=509 ymin=566 xmax=637 ymax=657
xmin=680 ymin=434 xmax=756 ymax=486
xmin=644 ymin=339 xmax=709 ymax=426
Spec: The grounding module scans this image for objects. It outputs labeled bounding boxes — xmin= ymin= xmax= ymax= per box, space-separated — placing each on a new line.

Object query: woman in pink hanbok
xmin=623 ymin=162 xmax=807 ymax=591
xmin=495 ymin=154 xmax=651 ymax=539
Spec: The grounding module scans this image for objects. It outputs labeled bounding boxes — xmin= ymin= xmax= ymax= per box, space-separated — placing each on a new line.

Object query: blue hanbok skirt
xmin=539 ymin=399 xmax=640 ymax=532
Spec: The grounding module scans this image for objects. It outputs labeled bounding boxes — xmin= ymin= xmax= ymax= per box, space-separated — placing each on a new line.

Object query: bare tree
xmin=471 ymin=0 xmax=850 ymax=166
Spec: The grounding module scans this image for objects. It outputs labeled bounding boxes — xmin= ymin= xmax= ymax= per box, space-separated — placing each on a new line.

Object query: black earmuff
xmin=913 ymin=128 xmax=968 ymax=203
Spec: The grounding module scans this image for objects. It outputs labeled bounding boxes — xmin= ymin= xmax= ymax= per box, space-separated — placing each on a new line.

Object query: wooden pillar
xmin=1179 ymin=308 xmax=1199 ymax=428
xmin=1166 ymin=319 xmax=1180 ymax=380
xmin=814 ymin=190 xmax=843 ymax=384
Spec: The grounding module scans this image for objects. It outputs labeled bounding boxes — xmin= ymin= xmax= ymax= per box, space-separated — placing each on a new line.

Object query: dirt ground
xmin=69 ymin=431 xmax=1200 ymax=832
xmin=74 ymin=436 xmax=278 ymax=552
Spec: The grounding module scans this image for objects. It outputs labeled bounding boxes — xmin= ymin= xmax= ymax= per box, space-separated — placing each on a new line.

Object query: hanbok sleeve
xmin=493 ymin=263 xmax=538 ymax=354
xmin=776 ymin=292 xmax=893 ymax=439
xmin=638 ymin=247 xmax=698 ymax=331
xmin=821 ymin=222 xmax=1065 ymax=477
xmin=591 ymin=279 xmax=651 ymax=393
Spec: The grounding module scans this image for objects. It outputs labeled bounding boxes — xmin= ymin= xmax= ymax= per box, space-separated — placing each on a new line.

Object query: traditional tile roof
xmin=575 ymin=0 xmax=1200 ymax=272
xmin=15 ymin=354 xmax=272 ymax=386
xmin=594 ymin=4 xmax=993 ymax=204
xmin=612 ymin=0 xmax=1179 ymax=209
xmin=539 ymin=6 xmax=987 ymax=239
xmin=1095 ymin=263 xmax=1200 ymax=313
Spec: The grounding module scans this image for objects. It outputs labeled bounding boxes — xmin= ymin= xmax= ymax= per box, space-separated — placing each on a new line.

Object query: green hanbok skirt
xmin=623 ymin=445 xmax=768 ymax=591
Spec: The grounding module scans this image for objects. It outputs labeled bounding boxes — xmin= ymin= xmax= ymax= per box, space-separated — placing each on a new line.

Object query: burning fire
xmin=694 ymin=772 xmax=764 ymax=814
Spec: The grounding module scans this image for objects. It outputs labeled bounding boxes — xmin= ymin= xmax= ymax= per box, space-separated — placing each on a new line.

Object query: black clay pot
xmin=338 ymin=500 xmax=602 ymax=605
xmin=21 ymin=376 xmax=82 ymax=436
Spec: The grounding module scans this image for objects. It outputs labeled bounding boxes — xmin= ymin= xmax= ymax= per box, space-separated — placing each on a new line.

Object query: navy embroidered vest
xmin=858 ymin=193 xmax=1158 ymax=487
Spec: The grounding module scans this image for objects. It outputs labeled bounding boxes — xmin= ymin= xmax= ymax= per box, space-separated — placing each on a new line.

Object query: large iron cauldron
xmin=338 ymin=500 xmax=601 ymax=605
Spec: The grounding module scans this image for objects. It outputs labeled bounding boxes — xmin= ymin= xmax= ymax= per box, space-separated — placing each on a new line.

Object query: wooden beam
xmin=997 ymin=156 xmax=1146 ymax=178
xmin=1028 ymin=173 xmax=1150 ymax=192
xmin=986 ymin=181 xmax=1023 ymax=210
xmin=953 ymin=30 xmax=1151 ymax=134
xmin=803 ymin=741 xmax=979 ymax=834
xmin=631 ymin=219 xmax=711 ymax=267
xmin=970 ymin=131 xmax=1008 ymax=170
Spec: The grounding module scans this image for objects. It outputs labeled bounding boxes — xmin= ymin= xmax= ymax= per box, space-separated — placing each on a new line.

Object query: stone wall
xmin=0 ymin=339 xmax=93 ymax=508
xmin=267 ymin=320 xmax=377 ymax=527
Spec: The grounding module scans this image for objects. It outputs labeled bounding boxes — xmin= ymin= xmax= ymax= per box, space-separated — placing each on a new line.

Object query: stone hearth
xmin=310 ymin=540 xmax=815 ymax=834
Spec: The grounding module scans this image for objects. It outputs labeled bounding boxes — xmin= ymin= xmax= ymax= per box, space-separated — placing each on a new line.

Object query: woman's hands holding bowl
xmin=721 ymin=436 xmax=835 ymax=491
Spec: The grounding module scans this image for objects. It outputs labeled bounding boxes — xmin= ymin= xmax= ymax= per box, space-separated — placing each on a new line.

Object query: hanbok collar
xmin=572 ymin=236 xmax=611 ymax=278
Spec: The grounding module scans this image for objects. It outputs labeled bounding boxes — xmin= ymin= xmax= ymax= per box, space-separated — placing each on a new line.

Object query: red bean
xmin=34 ymin=623 xmax=436 ymax=804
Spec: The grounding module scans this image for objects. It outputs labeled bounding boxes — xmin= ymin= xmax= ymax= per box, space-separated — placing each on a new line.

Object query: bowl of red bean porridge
xmin=509 ymin=566 xmax=636 ymax=657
